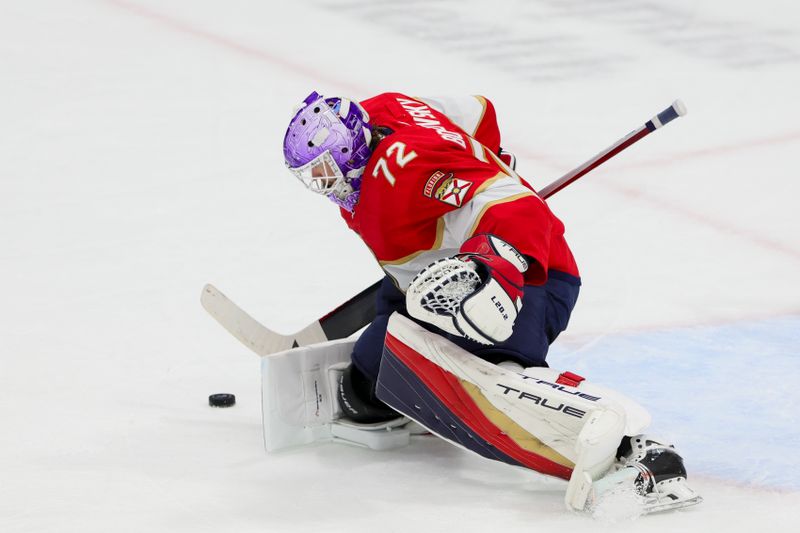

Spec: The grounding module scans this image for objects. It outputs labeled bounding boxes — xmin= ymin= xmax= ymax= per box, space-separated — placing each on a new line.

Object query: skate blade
xmin=642 ymin=494 xmax=703 ymax=515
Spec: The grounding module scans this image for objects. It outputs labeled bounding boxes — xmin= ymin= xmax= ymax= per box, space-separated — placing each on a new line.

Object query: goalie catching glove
xmin=406 ymin=234 xmax=529 ymax=345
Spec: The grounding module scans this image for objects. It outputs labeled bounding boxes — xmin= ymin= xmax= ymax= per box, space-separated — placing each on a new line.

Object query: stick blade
xmin=201 ymin=284 xmax=294 ymax=356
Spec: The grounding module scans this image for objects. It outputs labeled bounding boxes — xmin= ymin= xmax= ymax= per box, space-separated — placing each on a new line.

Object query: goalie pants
xmin=351 ymin=270 xmax=581 ymax=386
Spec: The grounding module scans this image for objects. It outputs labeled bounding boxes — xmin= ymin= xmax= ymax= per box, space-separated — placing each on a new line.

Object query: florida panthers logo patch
xmin=423 ymin=171 xmax=472 ymax=207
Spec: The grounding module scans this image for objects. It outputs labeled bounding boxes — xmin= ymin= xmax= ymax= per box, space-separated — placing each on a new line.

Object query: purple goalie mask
xmin=283 ymin=91 xmax=373 ymax=211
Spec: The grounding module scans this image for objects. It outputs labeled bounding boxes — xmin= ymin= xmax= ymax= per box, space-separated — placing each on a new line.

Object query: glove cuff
xmin=459 ymin=234 xmax=528 ymax=273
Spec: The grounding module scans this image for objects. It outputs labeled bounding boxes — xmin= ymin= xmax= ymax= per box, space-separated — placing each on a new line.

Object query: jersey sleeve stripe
xmin=470 ymin=96 xmax=488 ymax=136
xmin=443 ymin=177 xmax=535 ymax=244
xmin=466 ymin=192 xmax=535 ymax=238
xmin=416 ymin=96 xmax=486 ymax=138
xmin=472 ymin=172 xmax=506 ymax=196
xmin=468 ymin=137 xmax=489 ymax=162
xmin=485 ymin=147 xmax=520 ymax=181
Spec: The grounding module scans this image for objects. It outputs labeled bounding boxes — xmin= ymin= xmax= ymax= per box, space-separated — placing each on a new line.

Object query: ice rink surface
xmin=2 ymin=0 xmax=799 ymax=531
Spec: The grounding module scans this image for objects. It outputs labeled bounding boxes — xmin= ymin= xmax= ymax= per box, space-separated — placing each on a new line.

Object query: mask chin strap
xmin=332 ymin=180 xmax=355 ymax=199
xmin=328 ymin=188 xmax=360 ymax=213
xmin=345 ymin=167 xmax=365 ymax=179
xmin=328 ymin=172 xmax=363 ymax=212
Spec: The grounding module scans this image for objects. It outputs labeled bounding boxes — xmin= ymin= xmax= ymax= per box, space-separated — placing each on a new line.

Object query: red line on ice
xmin=599 ymin=179 xmax=800 ymax=262
xmin=100 ymin=0 xmax=366 ymax=95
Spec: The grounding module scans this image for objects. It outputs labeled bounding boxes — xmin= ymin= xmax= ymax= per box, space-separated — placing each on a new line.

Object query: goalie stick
xmin=201 ymin=282 xmax=378 ymax=356
xmin=537 ymin=99 xmax=687 ymax=198
xmin=202 ymin=100 xmax=687 ymax=356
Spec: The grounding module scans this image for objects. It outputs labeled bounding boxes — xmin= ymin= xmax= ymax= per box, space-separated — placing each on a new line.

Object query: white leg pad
xmin=380 ymin=313 xmax=651 ymax=511
xmin=261 ymin=339 xmax=411 ymax=452
xmin=261 ymin=339 xmax=354 ymax=451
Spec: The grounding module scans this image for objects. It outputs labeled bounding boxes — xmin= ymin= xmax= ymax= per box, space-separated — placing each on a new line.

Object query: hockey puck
xmin=208 ymin=393 xmax=236 ymax=408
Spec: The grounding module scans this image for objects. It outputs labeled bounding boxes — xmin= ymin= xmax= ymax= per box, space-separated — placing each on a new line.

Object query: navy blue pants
xmin=351 ymin=271 xmax=581 ymax=384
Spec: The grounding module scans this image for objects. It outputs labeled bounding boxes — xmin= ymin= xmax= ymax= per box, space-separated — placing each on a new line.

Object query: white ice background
xmin=1 ymin=0 xmax=799 ymax=531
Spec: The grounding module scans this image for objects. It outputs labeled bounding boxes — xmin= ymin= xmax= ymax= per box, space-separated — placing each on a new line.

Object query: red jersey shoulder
xmin=361 ymin=93 xmax=469 ymax=147
xmin=364 ymin=127 xmax=501 ymax=213
xmin=360 ymin=93 xmax=399 ymax=126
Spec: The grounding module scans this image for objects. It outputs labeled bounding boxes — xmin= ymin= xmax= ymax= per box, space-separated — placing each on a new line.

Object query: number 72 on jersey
xmin=372 ymin=141 xmax=417 ymax=186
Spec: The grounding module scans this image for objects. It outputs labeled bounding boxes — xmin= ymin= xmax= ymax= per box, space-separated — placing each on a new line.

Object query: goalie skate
xmin=588 ymin=436 xmax=702 ymax=516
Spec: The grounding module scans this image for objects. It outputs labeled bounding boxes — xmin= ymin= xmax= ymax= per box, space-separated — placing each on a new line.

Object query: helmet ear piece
xmin=328 ymin=176 xmax=362 ymax=212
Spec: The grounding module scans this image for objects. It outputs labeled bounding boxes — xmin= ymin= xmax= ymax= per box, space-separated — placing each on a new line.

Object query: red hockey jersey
xmin=341 ymin=92 xmax=578 ymax=290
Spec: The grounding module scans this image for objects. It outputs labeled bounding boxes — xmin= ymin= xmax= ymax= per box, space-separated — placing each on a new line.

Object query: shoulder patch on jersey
xmin=423 ymin=170 xmax=450 ymax=198
xmin=425 ymin=172 xmax=473 ymax=208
